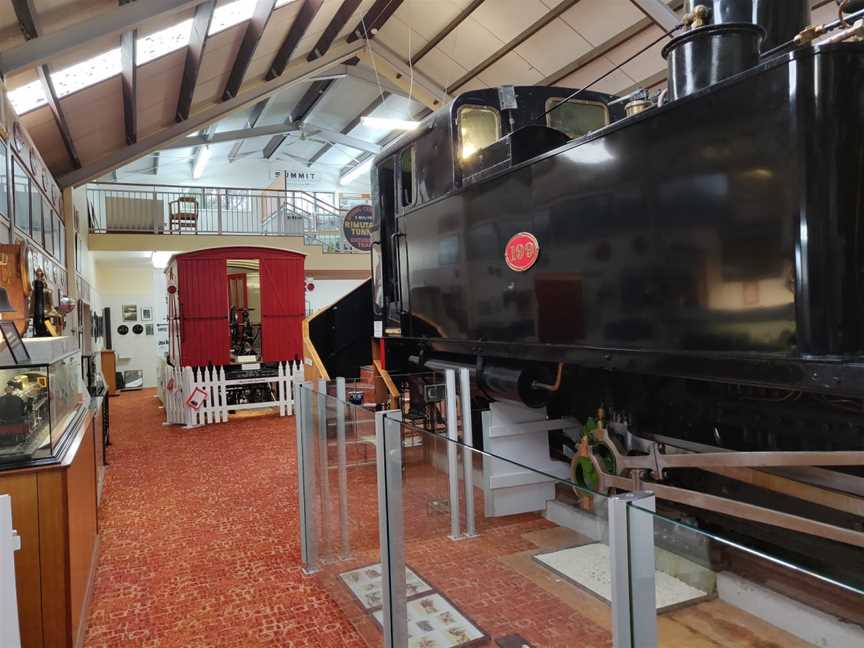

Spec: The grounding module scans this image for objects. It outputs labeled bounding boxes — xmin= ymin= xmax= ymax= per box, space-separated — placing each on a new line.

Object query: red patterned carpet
xmin=84 ymin=389 xmax=366 ymax=647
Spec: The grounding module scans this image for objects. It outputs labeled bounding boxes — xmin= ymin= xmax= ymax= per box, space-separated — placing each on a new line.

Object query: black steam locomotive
xmin=370 ymin=0 xmax=864 ymax=571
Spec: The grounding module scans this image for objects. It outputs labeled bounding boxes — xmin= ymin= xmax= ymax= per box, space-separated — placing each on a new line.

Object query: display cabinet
xmin=0 ymin=351 xmax=84 ymax=467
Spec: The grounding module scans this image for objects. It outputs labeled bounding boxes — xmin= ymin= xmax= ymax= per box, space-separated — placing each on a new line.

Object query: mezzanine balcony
xmin=85 ymin=182 xmax=365 ymax=254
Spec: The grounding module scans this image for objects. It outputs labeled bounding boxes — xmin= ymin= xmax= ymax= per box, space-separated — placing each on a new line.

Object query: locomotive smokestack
xmin=664 ymin=1 xmax=812 ymax=100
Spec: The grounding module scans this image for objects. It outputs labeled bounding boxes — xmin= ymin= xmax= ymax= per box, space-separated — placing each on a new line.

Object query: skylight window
xmin=8 ymin=81 xmax=47 ymax=114
xmin=7 ymin=0 xmax=298 ymax=115
xmin=52 ymin=48 xmax=122 ymax=97
xmin=138 ymin=19 xmax=194 ymax=65
xmin=210 ymin=0 xmax=258 ymax=34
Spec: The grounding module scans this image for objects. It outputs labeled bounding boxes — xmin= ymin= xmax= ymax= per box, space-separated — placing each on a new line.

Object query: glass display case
xmin=0 ymin=351 xmax=84 ymax=466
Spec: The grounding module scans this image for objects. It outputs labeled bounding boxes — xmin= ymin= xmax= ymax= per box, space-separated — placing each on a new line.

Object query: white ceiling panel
xmin=560 ymin=0 xmax=645 ymax=47
xmin=471 ymin=0 xmax=549 ymax=44
xmin=373 ymin=14 xmax=428 ymax=61
xmin=434 ymin=14 xmax=503 ymax=72
xmin=556 ymin=53 xmax=635 ymax=94
xmin=415 ymin=47 xmax=468 ymax=90
xmin=389 ymin=0 xmax=475 ymax=46
xmin=306 ymin=77 xmax=381 ymax=130
xmin=604 ymin=25 xmax=667 ymax=86
xmin=514 ymin=18 xmax=593 ymax=79
xmin=476 ymin=51 xmax=543 ymax=88
xmin=258 ymin=83 xmax=317 ymax=125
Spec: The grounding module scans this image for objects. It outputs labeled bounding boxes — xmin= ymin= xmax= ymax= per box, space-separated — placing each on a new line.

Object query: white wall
xmin=307 ymin=279 xmax=365 ymax=314
xmin=96 ymin=263 xmax=163 ymax=388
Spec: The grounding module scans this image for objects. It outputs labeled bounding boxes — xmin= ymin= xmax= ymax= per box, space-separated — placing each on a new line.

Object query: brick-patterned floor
xmin=85 ymin=389 xmax=612 ymax=648
xmin=85 ymin=389 xmax=367 ymax=647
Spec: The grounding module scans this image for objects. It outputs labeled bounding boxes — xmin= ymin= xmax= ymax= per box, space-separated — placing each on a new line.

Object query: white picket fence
xmin=158 ymin=358 xmax=303 ymax=428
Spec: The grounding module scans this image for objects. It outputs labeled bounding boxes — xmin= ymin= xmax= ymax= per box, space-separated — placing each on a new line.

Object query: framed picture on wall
xmin=141 ymin=306 xmax=152 ymax=321
xmin=122 ymin=304 xmax=137 ymax=321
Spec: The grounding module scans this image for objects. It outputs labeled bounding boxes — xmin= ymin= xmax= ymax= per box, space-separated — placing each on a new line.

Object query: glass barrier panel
xmin=378 ymin=413 xmax=615 ymax=648
xmin=298 ymin=383 xmax=383 ymax=646
xmin=626 ymin=501 xmax=864 ymax=648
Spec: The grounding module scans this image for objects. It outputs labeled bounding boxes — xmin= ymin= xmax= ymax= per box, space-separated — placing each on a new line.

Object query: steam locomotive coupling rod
xmin=581 ymin=427 xmax=864 ymax=548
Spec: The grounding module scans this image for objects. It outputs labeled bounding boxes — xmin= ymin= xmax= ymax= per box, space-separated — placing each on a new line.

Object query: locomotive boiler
xmin=369 ymin=0 xmax=864 ymax=582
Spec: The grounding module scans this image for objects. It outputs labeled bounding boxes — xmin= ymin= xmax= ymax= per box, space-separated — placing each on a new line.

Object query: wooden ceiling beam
xmin=222 ymin=0 xmax=277 ymax=100
xmin=267 ymin=0 xmax=324 ymax=80
xmin=307 ymin=0 xmax=362 ymax=61
xmin=176 ymin=1 xmax=216 ymax=122
xmin=347 ymin=0 xmax=405 ymax=42
xmin=120 ymin=28 xmax=137 ymax=144
xmin=38 ymin=65 xmax=81 ymax=169
xmin=12 ymin=1 xmax=81 ymax=169
xmin=1 ymin=0 xmax=206 ymax=76
xmin=11 ymin=0 xmax=39 ymax=40
xmin=58 ymin=37 xmax=366 ymax=187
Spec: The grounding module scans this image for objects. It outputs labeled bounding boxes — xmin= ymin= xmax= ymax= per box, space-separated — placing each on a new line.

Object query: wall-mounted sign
xmin=281 ymin=170 xmax=317 ymax=186
xmin=342 ymin=204 xmax=373 ymax=252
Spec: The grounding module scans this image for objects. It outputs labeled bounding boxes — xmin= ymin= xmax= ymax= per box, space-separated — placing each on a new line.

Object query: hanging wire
xmin=360 ymin=17 xmax=388 ymax=105
xmin=533 ymin=22 xmax=684 ymax=125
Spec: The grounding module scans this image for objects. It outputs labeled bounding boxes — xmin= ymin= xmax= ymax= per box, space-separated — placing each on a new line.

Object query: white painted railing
xmin=158 ymin=358 xmax=303 ymax=427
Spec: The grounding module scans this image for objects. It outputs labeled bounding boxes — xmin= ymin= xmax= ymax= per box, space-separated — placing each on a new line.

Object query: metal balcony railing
xmin=85 ymin=183 xmax=367 ymax=254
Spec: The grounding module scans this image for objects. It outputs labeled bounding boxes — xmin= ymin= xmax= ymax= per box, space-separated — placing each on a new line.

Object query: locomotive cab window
xmin=457 ymin=105 xmax=501 ymax=160
xmin=399 ymin=146 xmax=415 ymax=207
xmin=545 ymin=98 xmax=609 ymax=140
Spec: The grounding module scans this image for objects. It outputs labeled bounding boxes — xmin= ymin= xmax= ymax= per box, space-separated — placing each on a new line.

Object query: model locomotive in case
xmin=0 ymin=345 xmax=84 ymax=466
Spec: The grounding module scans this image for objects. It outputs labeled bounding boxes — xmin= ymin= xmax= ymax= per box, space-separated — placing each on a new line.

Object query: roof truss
xmin=58 ymin=37 xmax=366 ymax=187
xmin=266 ymin=0 xmax=325 ymax=80
xmin=223 ymin=0 xmax=277 ymax=100
xmin=0 ymin=0 xmax=205 ymax=76
xmin=177 ymin=1 xmax=216 ymax=122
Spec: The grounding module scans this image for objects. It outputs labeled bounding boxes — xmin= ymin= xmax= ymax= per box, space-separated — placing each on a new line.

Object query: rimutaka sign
xmin=342 ymin=205 xmax=373 ymax=251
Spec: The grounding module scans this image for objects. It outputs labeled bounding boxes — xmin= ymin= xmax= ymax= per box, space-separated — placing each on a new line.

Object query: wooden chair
xmin=168 ymin=196 xmax=199 ymax=234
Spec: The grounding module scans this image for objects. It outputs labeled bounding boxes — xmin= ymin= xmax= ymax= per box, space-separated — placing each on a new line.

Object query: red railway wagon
xmin=166 ymin=246 xmax=305 ymax=367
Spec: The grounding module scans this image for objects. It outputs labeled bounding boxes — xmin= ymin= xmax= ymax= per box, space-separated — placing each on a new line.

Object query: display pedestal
xmin=481 ymin=401 xmax=573 ymax=516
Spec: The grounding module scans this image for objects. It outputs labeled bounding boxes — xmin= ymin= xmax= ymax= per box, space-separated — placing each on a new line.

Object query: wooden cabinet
xmin=0 ymin=415 xmax=99 ymax=648
xmin=100 ymin=350 xmax=118 ymax=395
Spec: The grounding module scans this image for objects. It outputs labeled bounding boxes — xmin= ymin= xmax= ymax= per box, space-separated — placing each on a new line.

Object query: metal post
xmin=376 ymin=411 xmax=408 ymax=648
xmin=0 ymin=495 xmax=21 ymax=648
xmin=609 ymin=491 xmax=657 ymax=648
xmin=444 ymin=369 xmax=461 ymax=540
xmin=217 ymin=188 xmax=223 ymax=234
xmin=317 ymin=379 xmax=330 ymax=557
xmin=459 ymin=368 xmax=476 ymax=537
xmin=336 ymin=377 xmax=350 ymax=558
xmin=295 ymin=382 xmax=319 ymax=574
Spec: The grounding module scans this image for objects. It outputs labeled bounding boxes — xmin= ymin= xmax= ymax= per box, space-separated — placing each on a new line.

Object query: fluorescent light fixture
xmin=192 ymin=145 xmax=212 ymax=179
xmin=340 ymin=159 xmax=373 ymax=186
xmin=361 ymin=116 xmax=420 ymax=131
xmin=151 ymin=251 xmax=173 ymax=269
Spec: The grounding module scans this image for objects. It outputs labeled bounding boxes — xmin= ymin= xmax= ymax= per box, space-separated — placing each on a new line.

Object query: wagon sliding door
xmin=260 ymin=257 xmax=304 ymax=362
xmin=178 ymin=257 xmax=230 ymax=366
